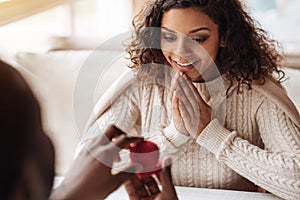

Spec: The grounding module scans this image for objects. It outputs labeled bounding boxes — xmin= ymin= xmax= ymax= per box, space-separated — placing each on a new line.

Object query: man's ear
xmin=10 ymin=180 xmax=29 ymax=200
xmin=11 ymin=163 xmax=32 ymax=200
xmin=19 ymin=159 xmax=49 ymax=200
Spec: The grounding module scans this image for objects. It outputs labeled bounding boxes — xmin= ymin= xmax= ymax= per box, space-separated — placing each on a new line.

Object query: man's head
xmin=0 ymin=60 xmax=55 ymax=200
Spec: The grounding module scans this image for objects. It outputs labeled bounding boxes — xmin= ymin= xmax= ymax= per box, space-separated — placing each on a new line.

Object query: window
xmin=73 ymin=0 xmax=132 ymax=38
xmin=246 ymin=0 xmax=300 ymax=50
xmin=0 ymin=0 xmax=133 ymax=61
xmin=0 ymin=5 xmax=69 ymax=61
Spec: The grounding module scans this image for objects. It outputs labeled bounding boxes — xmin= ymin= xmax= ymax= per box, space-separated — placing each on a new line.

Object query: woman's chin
xmin=190 ymin=76 xmax=204 ymax=82
xmin=185 ymin=69 xmax=204 ymax=82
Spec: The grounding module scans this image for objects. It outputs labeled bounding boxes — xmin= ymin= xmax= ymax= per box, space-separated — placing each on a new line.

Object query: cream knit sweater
xmin=78 ymin=66 xmax=300 ymax=200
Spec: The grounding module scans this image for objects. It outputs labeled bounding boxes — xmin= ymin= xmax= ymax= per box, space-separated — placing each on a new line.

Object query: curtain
xmin=0 ymin=0 xmax=70 ymax=26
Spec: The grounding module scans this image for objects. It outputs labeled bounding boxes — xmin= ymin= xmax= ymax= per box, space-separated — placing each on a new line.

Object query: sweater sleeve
xmin=147 ymin=120 xmax=190 ymax=156
xmin=196 ymin=99 xmax=300 ymax=200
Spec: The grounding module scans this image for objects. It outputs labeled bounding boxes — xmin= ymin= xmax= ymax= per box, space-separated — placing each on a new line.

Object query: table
xmin=106 ymin=185 xmax=282 ymax=200
xmin=54 ymin=177 xmax=282 ymax=200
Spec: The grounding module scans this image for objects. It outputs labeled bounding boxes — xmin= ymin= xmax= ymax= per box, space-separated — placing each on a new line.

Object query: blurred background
xmin=0 ymin=0 xmax=299 ymax=176
xmin=0 ymin=0 xmax=299 ymax=61
xmin=0 ymin=0 xmax=140 ymax=61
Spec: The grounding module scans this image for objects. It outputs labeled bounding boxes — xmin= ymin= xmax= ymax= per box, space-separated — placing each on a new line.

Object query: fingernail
xmin=173 ymin=91 xmax=177 ymax=97
xmin=172 ymin=91 xmax=175 ymax=100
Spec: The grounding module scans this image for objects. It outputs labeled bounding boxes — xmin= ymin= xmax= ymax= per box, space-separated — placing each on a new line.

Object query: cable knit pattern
xmin=78 ymin=67 xmax=300 ymax=200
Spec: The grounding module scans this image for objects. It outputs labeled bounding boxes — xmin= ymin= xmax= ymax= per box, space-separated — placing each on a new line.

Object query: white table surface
xmin=105 ymin=185 xmax=282 ymax=200
xmin=54 ymin=177 xmax=282 ymax=200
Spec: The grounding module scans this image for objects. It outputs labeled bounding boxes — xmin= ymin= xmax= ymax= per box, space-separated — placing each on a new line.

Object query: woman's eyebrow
xmin=189 ymin=27 xmax=210 ymax=33
xmin=161 ymin=26 xmax=210 ymax=34
xmin=161 ymin=27 xmax=176 ymax=33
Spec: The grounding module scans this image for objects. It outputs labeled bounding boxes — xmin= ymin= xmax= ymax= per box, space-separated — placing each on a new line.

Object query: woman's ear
xmin=220 ymin=36 xmax=226 ymax=47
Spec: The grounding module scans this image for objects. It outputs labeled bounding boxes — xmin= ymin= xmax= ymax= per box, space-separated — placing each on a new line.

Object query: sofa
xmin=11 ymin=36 xmax=129 ymax=175
xmin=10 ymin=36 xmax=300 ymax=175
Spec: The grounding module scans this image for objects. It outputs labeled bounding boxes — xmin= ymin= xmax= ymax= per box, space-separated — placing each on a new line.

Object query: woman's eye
xmin=192 ymin=37 xmax=207 ymax=43
xmin=162 ymin=34 xmax=177 ymax=42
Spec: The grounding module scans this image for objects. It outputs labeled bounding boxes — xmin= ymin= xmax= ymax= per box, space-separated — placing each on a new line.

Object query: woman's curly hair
xmin=126 ymin=0 xmax=285 ymax=89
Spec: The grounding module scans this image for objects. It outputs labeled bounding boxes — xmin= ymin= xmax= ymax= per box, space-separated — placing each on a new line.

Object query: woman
xmin=80 ymin=0 xmax=300 ymax=199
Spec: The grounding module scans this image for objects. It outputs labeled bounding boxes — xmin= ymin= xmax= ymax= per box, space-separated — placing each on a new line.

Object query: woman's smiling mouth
xmin=172 ymin=59 xmax=200 ymax=72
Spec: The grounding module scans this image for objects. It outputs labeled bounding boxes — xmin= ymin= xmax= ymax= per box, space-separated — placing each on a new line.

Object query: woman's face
xmin=161 ymin=7 xmax=222 ymax=82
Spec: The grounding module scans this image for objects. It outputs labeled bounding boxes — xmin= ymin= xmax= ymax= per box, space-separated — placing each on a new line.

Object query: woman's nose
xmin=173 ymin=36 xmax=193 ymax=56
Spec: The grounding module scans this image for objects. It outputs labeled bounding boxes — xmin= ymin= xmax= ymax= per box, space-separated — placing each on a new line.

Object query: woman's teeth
xmin=176 ymin=61 xmax=194 ymax=67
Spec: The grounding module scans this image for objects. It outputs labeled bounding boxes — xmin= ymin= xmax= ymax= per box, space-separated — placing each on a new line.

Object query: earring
xmin=220 ymin=41 xmax=226 ymax=47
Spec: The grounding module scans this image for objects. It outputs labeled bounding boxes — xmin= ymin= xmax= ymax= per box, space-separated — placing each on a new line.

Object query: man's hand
xmin=124 ymin=158 xmax=178 ymax=200
xmin=50 ymin=125 xmax=143 ymax=200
